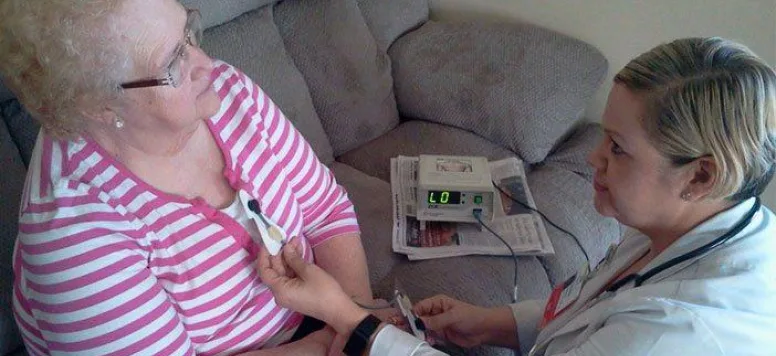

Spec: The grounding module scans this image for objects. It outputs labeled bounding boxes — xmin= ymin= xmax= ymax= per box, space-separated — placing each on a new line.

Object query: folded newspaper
xmin=391 ymin=156 xmax=554 ymax=260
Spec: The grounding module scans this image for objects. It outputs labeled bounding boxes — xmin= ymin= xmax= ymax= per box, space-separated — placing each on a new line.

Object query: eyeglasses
xmin=120 ymin=9 xmax=203 ymax=89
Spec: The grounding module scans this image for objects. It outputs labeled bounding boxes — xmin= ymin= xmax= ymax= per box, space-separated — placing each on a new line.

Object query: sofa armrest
xmin=544 ymin=121 xmax=602 ymax=182
xmin=530 ymin=121 xmax=619 ymax=284
xmin=527 ymin=163 xmax=620 ymax=285
xmin=389 ymin=20 xmax=607 ymax=163
xmin=355 ymin=0 xmax=429 ymax=51
xmin=0 ymin=79 xmax=12 ymax=104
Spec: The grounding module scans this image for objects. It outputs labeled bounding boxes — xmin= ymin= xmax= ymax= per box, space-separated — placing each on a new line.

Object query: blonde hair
xmin=615 ymin=37 xmax=776 ymax=201
xmin=0 ymin=0 xmax=134 ymax=138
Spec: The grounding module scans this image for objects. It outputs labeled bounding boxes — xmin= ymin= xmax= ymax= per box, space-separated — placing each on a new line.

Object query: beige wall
xmin=430 ymin=0 xmax=776 ymax=209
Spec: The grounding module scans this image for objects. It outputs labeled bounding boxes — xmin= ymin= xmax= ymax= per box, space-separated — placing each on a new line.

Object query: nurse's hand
xmin=413 ymin=295 xmax=519 ymax=349
xmin=258 ymin=240 xmax=369 ymax=335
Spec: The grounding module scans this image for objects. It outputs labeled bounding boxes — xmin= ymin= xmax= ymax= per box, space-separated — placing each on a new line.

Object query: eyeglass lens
xmin=168 ymin=10 xmax=203 ymax=88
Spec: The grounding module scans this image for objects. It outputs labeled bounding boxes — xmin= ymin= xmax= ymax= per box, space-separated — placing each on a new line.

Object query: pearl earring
xmin=113 ymin=116 xmax=125 ymax=129
xmin=681 ymin=192 xmax=692 ymax=201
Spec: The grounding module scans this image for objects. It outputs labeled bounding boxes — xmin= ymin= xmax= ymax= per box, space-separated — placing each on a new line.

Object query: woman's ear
xmin=75 ymin=92 xmax=125 ymax=127
xmin=682 ymin=156 xmax=718 ymax=201
xmin=79 ymin=105 xmax=120 ymax=129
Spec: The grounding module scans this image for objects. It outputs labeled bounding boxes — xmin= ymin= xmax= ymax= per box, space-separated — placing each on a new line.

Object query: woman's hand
xmin=413 ymin=295 xmax=518 ymax=349
xmin=236 ymin=327 xmax=335 ymax=356
xmin=298 ymin=328 xmax=337 ymax=356
xmin=258 ymin=240 xmax=369 ymax=335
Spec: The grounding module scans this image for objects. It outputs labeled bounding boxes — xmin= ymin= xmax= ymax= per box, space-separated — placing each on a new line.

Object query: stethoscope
xmin=606 ymin=196 xmax=761 ymax=292
xmin=530 ymin=198 xmax=762 ymax=356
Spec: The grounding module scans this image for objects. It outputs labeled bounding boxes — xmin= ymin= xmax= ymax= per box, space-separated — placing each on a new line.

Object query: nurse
xmin=258 ymin=37 xmax=776 ymax=356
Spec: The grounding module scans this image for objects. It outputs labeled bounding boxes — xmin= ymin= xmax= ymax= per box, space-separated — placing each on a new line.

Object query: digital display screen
xmin=428 ymin=191 xmax=462 ymax=205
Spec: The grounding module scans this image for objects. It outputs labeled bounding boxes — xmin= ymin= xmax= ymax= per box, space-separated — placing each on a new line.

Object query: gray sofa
xmin=0 ymin=0 xmax=620 ymax=355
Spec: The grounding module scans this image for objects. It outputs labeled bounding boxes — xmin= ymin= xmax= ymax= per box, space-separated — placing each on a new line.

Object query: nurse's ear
xmin=679 ymin=156 xmax=718 ymax=202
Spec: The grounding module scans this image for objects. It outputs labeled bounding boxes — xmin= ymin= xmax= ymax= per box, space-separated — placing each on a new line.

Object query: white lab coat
xmin=368 ymin=198 xmax=776 ymax=355
xmin=516 ymin=197 xmax=776 ymax=355
xmin=369 ymin=324 xmax=447 ymax=356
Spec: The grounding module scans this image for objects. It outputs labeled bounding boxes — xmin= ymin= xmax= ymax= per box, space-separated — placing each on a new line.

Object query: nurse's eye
xmin=610 ymin=139 xmax=624 ymax=155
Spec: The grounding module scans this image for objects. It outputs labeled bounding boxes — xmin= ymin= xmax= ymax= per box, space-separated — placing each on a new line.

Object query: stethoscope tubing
xmin=607 ymin=197 xmax=761 ymax=292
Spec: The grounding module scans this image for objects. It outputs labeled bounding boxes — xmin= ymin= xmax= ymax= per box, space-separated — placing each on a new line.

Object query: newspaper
xmin=391 ymin=156 xmax=554 ymax=260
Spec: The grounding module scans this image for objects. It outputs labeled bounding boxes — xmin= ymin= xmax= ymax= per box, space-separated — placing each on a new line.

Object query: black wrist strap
xmin=343 ymin=314 xmax=381 ymax=356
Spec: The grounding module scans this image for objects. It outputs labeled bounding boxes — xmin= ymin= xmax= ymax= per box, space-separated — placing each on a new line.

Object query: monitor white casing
xmin=416 ymin=155 xmax=495 ymax=223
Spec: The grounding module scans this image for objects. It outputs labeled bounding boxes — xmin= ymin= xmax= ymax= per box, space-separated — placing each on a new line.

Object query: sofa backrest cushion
xmin=180 ymin=0 xmax=278 ymax=29
xmin=274 ymin=0 xmax=400 ymax=156
xmin=355 ymin=0 xmax=429 ymax=51
xmin=0 ymin=117 xmax=24 ymax=355
xmin=203 ymin=6 xmax=335 ymax=165
xmin=1 ymin=99 xmax=40 ymax=167
xmin=390 ymin=21 xmax=608 ymax=163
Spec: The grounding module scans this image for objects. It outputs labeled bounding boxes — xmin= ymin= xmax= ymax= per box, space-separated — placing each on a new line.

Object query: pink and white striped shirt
xmin=12 ymin=61 xmax=360 ymax=355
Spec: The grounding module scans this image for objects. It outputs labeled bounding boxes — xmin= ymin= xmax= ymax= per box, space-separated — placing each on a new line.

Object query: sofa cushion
xmin=338 ymin=120 xmax=515 ymax=182
xmin=387 ymin=253 xmax=551 ymax=309
xmin=1 ymin=100 xmax=40 ymax=167
xmin=355 ymin=0 xmax=429 ymax=51
xmin=274 ymin=0 xmax=400 ymax=156
xmin=0 ymin=118 xmax=24 ymax=355
xmin=544 ymin=121 xmax=601 ymax=182
xmin=202 ymin=6 xmax=335 ymax=164
xmin=180 ymin=0 xmax=278 ymax=29
xmin=390 ymin=20 xmax=608 ymax=164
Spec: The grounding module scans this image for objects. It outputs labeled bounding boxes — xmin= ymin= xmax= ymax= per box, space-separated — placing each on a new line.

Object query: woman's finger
xmin=419 ymin=311 xmax=458 ymax=333
xmin=413 ymin=295 xmax=450 ymax=316
xmin=281 ymin=257 xmax=296 ymax=279
xmin=280 ymin=240 xmax=297 ymax=279
xmin=268 ymin=251 xmax=287 ymax=279
xmin=281 ymin=241 xmax=311 ymax=278
xmin=257 ymin=245 xmax=282 ymax=285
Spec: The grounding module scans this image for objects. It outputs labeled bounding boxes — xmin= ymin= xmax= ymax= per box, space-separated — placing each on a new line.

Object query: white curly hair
xmin=0 ymin=0 xmax=136 ymax=138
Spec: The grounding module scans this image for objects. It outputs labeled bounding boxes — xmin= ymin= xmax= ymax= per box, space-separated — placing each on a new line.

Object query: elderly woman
xmin=1 ymin=0 xmax=376 ymax=355
xmin=257 ymin=37 xmax=776 ymax=355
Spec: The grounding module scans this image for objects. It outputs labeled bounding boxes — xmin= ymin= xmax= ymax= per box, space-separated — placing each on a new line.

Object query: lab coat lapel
xmin=532 ymin=198 xmax=760 ymax=355
xmin=534 ymin=233 xmax=650 ymax=346
xmin=638 ymin=198 xmax=757 ymax=277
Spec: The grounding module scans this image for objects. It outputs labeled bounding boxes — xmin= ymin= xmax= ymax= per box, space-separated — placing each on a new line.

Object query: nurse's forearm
xmin=313 ymin=233 xmax=374 ymax=303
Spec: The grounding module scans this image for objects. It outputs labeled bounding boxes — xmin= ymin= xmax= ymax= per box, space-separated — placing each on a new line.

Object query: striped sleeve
xmin=243 ymin=70 xmax=360 ymax=247
xmin=13 ymin=185 xmax=196 ymax=356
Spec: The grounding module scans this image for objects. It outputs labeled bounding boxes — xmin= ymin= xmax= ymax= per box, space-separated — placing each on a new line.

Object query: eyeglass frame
xmin=119 ymin=9 xmax=203 ymax=90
